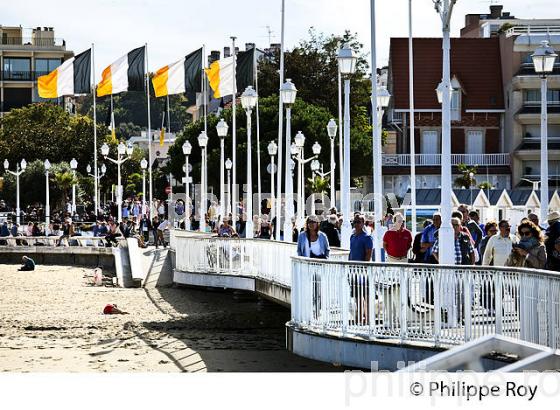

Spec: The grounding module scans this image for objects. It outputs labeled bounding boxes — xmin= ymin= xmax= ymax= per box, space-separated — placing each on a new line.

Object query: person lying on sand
xmin=18 ymin=256 xmax=35 ymax=271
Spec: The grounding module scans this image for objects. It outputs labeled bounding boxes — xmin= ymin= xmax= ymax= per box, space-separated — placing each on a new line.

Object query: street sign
xmin=181 ymin=177 xmax=193 ymax=184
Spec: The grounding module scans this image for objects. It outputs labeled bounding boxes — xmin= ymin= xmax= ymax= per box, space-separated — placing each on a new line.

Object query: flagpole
xmin=275 ymin=0 xmax=285 ymax=240
xmin=145 ymin=43 xmax=153 ymax=218
xmin=166 ymin=94 xmax=171 ymax=135
xmin=254 ymin=48 xmax=262 ymax=218
xmin=92 ymin=43 xmax=98 ymax=218
xmin=337 ymin=50 xmax=343 ymax=213
xmin=408 ymin=0 xmax=417 ymax=238
xmin=231 ymin=36 xmax=238 ymax=229
xmin=200 ymin=44 xmax=208 ymax=232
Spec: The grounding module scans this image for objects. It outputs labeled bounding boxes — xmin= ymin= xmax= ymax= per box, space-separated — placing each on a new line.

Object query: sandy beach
xmin=0 ymin=264 xmax=342 ymax=372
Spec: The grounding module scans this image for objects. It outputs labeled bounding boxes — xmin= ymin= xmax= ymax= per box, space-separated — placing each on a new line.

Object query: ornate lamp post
xmin=532 ymin=40 xmax=558 ymax=224
xmin=225 ymin=158 xmax=233 ymax=216
xmin=86 ymin=163 xmax=106 ymax=217
xmin=100 ymin=142 xmax=133 ymax=223
xmin=197 ymin=131 xmax=209 ymax=232
xmin=4 ymin=159 xmax=26 ymax=225
xmin=70 ymin=158 xmax=78 ymax=216
xmin=267 ymin=140 xmax=278 ymax=221
xmin=337 ymin=43 xmax=357 ymax=248
xmin=139 ymin=159 xmax=148 ymax=217
xmin=44 ymin=159 xmax=51 ymax=226
xmin=216 ymin=119 xmax=229 ymax=225
xmin=240 ymin=86 xmax=258 ymax=238
xmin=326 ymin=119 xmax=337 ymax=206
xmin=280 ymin=79 xmax=298 ymax=241
xmin=434 ymin=0 xmax=457 ymax=264
xmin=182 ymin=141 xmax=192 ymax=230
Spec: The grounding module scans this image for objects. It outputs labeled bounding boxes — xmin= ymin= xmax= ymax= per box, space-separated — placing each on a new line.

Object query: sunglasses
xmin=520 ymin=230 xmax=532 ymax=237
xmin=452 ymin=223 xmax=460 ymax=227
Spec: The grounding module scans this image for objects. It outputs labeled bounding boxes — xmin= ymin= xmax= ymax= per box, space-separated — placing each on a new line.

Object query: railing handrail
xmin=291 ymin=255 xmax=560 ymax=280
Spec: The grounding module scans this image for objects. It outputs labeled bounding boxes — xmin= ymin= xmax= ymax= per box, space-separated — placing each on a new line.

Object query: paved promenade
xmin=0 ymin=264 xmax=342 ymax=372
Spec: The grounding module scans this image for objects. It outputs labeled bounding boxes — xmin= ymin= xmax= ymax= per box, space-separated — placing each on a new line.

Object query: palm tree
xmin=307 ymin=175 xmax=330 ymax=215
xmin=53 ymin=170 xmax=78 ymax=209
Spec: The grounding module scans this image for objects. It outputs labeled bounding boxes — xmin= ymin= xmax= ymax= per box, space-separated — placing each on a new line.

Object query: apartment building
xmin=461 ymin=4 xmax=560 ymax=189
xmin=385 ymin=36 xmax=510 ymax=198
xmin=0 ymin=25 xmax=73 ymax=114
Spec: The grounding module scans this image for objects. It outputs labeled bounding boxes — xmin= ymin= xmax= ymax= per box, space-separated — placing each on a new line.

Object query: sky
xmin=3 ymin=0 xmax=557 ymax=82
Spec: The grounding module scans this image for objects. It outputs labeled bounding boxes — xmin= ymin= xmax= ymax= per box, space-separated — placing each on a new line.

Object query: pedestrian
xmin=432 ymin=217 xmax=475 ymax=265
xmin=348 ymin=214 xmax=373 ymax=325
xmin=156 ymin=217 xmax=170 ymax=248
xmin=547 ymin=237 xmax=560 ymax=272
xmin=506 ymin=220 xmax=546 ymax=269
xmin=545 ymin=211 xmax=560 ymax=269
xmin=321 ymin=214 xmax=341 ymax=248
xmin=458 ymin=205 xmax=483 ymax=249
xmin=349 ymin=214 xmax=373 ymax=262
xmin=479 ymin=221 xmax=498 ymax=265
xmin=482 ymin=220 xmax=517 ymax=267
xmin=528 ymin=212 xmax=545 ymax=231
xmin=218 ymin=217 xmax=238 ymax=238
xmin=257 ymin=214 xmax=272 ymax=239
xmin=420 ymin=212 xmax=441 ymax=264
xmin=411 ymin=220 xmax=432 ymax=263
xmin=383 ymin=213 xmax=412 ymax=263
xmin=296 ymin=215 xmax=330 ymax=259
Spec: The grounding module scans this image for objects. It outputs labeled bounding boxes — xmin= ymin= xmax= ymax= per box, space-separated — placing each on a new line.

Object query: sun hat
xmin=548 ymin=211 xmax=560 ymax=223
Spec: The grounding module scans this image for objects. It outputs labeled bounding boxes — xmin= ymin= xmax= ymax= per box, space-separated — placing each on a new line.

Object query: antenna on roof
xmin=260 ymin=25 xmax=276 ymax=45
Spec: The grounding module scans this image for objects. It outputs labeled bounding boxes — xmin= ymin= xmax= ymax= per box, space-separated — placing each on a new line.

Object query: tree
xmin=0 ymin=104 xmax=109 ymax=170
xmin=454 ymin=163 xmax=478 ymax=188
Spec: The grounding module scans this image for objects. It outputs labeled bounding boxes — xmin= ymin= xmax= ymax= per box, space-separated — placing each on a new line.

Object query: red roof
xmin=389 ymin=37 xmax=504 ymax=110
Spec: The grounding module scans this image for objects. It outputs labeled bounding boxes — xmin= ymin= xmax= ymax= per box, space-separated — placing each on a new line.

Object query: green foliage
xmin=454 ymin=163 xmax=478 ymax=189
xmin=307 ymin=175 xmax=330 ymax=194
xmin=0 ymin=104 xmax=108 ymax=171
xmin=478 ymin=181 xmax=493 ymax=190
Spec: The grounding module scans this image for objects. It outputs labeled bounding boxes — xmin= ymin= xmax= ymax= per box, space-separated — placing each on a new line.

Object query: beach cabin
xmin=535 ymin=190 xmax=560 ymax=216
xmin=401 ymin=189 xmax=460 ymax=230
xmin=487 ymin=189 xmax=514 ymax=222
xmin=508 ymin=190 xmax=541 ymax=228
xmin=452 ymin=189 xmax=491 ymax=221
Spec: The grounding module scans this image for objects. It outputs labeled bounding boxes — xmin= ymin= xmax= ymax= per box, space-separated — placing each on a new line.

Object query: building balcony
xmin=0 ymin=36 xmax=65 ymax=48
xmin=515 ymin=103 xmax=560 ymax=123
xmin=516 ymin=136 xmax=560 ymax=151
xmin=382 ymin=153 xmax=510 ymax=167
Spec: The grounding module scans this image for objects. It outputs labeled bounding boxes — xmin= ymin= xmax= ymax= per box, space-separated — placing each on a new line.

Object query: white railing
xmin=291 ymin=257 xmax=560 ymax=349
xmin=506 ymin=25 xmax=560 ymax=38
xmin=382 ymin=153 xmax=510 ymax=167
xmin=174 ymin=234 xmax=348 ymax=287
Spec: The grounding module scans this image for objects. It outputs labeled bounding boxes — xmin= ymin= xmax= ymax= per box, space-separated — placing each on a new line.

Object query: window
xmin=450 ymin=90 xmax=461 ymax=120
xmin=523 ymin=160 xmax=560 ymax=177
xmin=523 ymin=89 xmax=560 ymax=105
xmin=35 ymin=58 xmax=61 ymax=76
xmin=2 ymin=57 xmax=31 ymax=80
xmin=466 ymin=130 xmax=484 ymax=154
xmin=421 ymin=130 xmax=440 ymax=155
xmin=524 ymin=124 xmax=560 ymax=139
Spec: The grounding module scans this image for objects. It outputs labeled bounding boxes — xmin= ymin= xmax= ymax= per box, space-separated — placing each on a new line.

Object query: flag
xmin=38 ymin=49 xmax=91 ymax=98
xmin=97 ymin=46 xmax=145 ymax=97
xmin=236 ymin=48 xmax=256 ymax=93
xmin=205 ymin=56 xmax=234 ymax=98
xmin=159 ymin=127 xmax=165 ymax=146
xmin=152 ymin=48 xmax=202 ymax=98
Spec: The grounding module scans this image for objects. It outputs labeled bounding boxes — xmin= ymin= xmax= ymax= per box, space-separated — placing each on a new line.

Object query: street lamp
xmin=338 ymin=42 xmax=357 ymax=248
xmin=100 ymin=141 xmax=132 ymax=223
xmin=532 ymin=40 xmax=558 ymax=224
xmin=225 ymin=158 xmax=233 ymax=216
xmin=182 ymin=141 xmax=192 ymax=230
xmin=216 ymin=119 xmax=228 ymax=225
xmin=70 ymin=158 xmax=78 ymax=216
xmin=326 ymin=118 xmax=338 ymax=205
xmin=197 ymin=131 xmax=208 ymax=232
xmin=44 ymin=160 xmax=51 ymax=226
xmin=4 ymin=159 xmax=26 ymax=225
xmin=280 ymin=78 xmax=298 ymax=242
xmin=434 ymin=0 xmax=457 ymax=265
xmin=241 ymin=85 xmax=258 ymax=238
xmin=372 ymin=84 xmax=391 ymax=261
xmin=86 ymin=163 xmax=106 ymax=218
xmin=140 ymin=158 xmax=148 ymax=218
xmin=292 ymin=132 xmax=321 ymax=229
xmin=267 ymin=140 xmax=278 ymax=221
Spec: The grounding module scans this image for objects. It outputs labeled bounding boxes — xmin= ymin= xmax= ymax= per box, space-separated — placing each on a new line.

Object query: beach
xmin=0 ymin=264 xmax=342 ymax=372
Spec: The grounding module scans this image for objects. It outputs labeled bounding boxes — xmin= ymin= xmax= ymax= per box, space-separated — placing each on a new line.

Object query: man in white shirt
xmin=482 ymin=220 xmax=518 ymax=267
xmin=156 ymin=218 xmax=170 ymax=248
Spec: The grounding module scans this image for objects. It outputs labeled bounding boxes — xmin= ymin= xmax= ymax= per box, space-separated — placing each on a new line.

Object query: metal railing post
xmin=495 ymin=271 xmax=503 ymax=335
xmin=400 ymin=267 xmax=409 ymax=342
xmin=463 ymin=271 xmax=472 ymax=342
xmin=434 ymin=268 xmax=442 ymax=346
